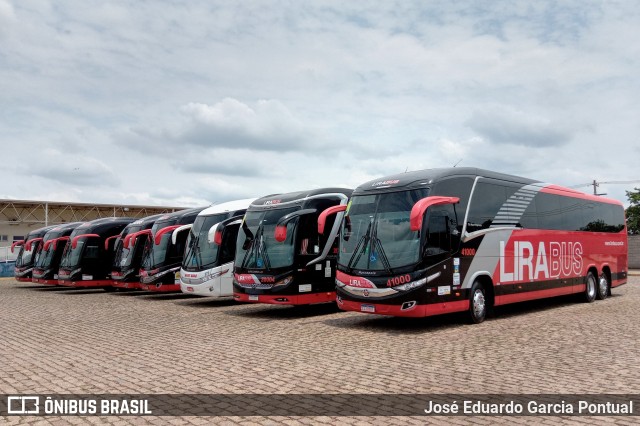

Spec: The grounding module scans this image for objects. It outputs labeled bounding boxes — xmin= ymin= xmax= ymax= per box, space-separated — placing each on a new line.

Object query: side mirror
xmin=410 ymin=196 xmax=460 ymax=232
xmin=208 ymin=215 xmax=245 ymax=245
xmin=273 ymin=209 xmax=317 ymax=242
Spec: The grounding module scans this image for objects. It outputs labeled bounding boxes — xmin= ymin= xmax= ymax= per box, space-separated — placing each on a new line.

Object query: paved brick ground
xmin=1 ymin=276 xmax=639 ymax=425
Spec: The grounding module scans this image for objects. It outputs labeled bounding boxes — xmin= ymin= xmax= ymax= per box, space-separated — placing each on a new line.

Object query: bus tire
xmin=596 ymin=273 xmax=609 ymax=300
xmin=468 ymin=281 xmax=487 ymax=324
xmin=584 ymin=271 xmax=597 ymax=303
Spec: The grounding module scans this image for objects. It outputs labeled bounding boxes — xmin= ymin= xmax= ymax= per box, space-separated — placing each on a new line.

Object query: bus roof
xmin=153 ymin=207 xmax=207 ymax=225
xmin=251 ymin=188 xmax=353 ymax=208
xmin=354 ymin=167 xmax=540 ymax=194
xmin=71 ymin=217 xmax=135 ymax=236
xmin=25 ymin=224 xmax=58 ymax=241
xmin=125 ymin=214 xmax=165 ymax=230
xmin=353 ymin=167 xmax=623 ymax=205
xmin=43 ymin=222 xmax=85 ymax=241
xmin=198 ymin=198 xmax=257 ymax=216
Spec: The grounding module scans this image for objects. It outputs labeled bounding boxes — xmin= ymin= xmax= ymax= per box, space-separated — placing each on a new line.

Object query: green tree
xmin=626 ymin=187 xmax=640 ymax=234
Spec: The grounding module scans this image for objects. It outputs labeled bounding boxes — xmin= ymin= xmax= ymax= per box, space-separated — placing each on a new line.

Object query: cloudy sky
xmin=1 ymin=0 xmax=639 ymax=207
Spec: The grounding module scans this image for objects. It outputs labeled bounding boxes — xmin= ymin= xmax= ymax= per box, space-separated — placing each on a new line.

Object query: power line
xmin=569 ymin=180 xmax=640 ymax=196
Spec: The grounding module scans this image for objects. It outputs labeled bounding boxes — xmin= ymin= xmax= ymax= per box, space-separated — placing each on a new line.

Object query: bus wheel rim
xmin=598 ymin=276 xmax=608 ymax=296
xmin=587 ymin=275 xmax=596 ymax=298
xmin=473 ymin=290 xmax=485 ymax=317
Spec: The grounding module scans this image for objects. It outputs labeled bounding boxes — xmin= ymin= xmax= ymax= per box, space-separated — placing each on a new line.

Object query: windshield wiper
xmin=370 ymin=222 xmax=392 ymax=274
xmin=240 ymin=222 xmax=259 ymax=269
xmin=347 ymin=219 xmax=372 ymax=270
xmin=184 ymin=233 xmax=201 ymax=269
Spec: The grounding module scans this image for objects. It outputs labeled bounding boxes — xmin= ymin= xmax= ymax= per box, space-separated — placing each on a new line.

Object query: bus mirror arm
xmin=125 ymin=229 xmax=152 ymax=249
xmin=154 ymin=226 xmax=182 ymax=246
xmin=71 ymin=234 xmax=100 ymax=249
xmin=208 ymin=215 xmax=244 ymax=245
xmin=172 ymin=224 xmax=193 ymax=245
xmin=10 ymin=240 xmax=25 ymax=253
xmin=104 ymin=235 xmax=120 ymax=251
xmin=410 ymin=196 xmax=460 ymax=232
xmin=273 ymin=208 xmax=317 ymax=243
xmin=25 ymin=238 xmax=44 ymax=251
xmin=318 ymin=204 xmax=347 ymax=235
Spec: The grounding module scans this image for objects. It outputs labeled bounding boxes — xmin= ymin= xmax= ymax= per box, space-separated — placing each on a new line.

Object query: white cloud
xmin=0 ymin=0 xmax=639 ymax=208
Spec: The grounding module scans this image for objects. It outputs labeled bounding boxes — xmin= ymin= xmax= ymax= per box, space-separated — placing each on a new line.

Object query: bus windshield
xmin=183 ymin=213 xmax=228 ymax=271
xmin=15 ymin=246 xmax=34 ymax=267
xmin=113 ymin=226 xmax=142 ymax=269
xmin=60 ymin=237 xmax=98 ymax=269
xmin=141 ymin=234 xmax=171 ymax=269
xmin=36 ymin=244 xmax=55 ymax=268
xmin=338 ymin=189 xmax=429 ymax=272
xmin=235 ymin=206 xmax=299 ymax=270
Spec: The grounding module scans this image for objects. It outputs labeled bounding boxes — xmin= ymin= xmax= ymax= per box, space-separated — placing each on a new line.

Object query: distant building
xmin=0 ymin=198 xmax=188 ymax=262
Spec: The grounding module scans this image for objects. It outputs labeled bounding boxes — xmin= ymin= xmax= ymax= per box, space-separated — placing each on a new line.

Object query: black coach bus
xmin=32 ymin=222 xmax=84 ymax=285
xmin=58 ymin=217 xmax=134 ymax=287
xmin=321 ymin=167 xmax=627 ymax=323
xmin=110 ymin=214 xmax=164 ymax=290
xmin=12 ymin=225 xmax=56 ymax=282
xmin=232 ymin=188 xmax=352 ymax=305
xmin=139 ymin=207 xmax=205 ymax=292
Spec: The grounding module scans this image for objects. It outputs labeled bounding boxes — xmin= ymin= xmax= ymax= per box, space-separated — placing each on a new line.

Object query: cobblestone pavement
xmin=1 ymin=276 xmax=639 ymax=425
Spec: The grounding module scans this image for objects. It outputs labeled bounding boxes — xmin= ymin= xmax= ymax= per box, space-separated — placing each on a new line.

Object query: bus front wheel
xmin=584 ymin=271 xmax=597 ymax=303
xmin=596 ymin=273 xmax=609 ymax=300
xmin=468 ymin=281 xmax=487 ymax=324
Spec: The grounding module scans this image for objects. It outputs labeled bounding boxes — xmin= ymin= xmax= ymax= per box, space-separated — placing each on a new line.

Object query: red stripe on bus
xmin=111 ymin=280 xmax=142 ymax=289
xmin=58 ymin=280 xmax=114 ymax=288
xmin=233 ymin=291 xmax=336 ymax=305
xmin=495 ymin=285 xmax=581 ymax=305
xmin=338 ymin=299 xmax=470 ymax=317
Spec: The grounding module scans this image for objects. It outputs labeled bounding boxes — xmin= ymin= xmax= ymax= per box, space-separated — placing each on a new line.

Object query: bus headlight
xmin=274 ymin=275 xmax=293 ymax=286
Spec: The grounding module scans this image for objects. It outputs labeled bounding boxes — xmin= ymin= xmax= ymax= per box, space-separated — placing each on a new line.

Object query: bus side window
xmin=467 ymin=182 xmax=508 ymax=232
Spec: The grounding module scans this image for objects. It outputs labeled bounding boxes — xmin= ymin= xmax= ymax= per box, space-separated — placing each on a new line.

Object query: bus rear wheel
xmin=596 ymin=273 xmax=609 ymax=300
xmin=584 ymin=271 xmax=597 ymax=303
xmin=468 ymin=281 xmax=487 ymax=324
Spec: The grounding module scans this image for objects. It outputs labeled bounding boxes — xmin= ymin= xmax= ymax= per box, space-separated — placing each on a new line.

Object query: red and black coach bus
xmin=32 ymin=222 xmax=84 ymax=285
xmin=232 ymin=188 xmax=352 ymax=305
xmin=12 ymin=225 xmax=56 ymax=282
xmin=58 ymin=217 xmax=134 ymax=287
xmin=321 ymin=167 xmax=627 ymax=323
xmin=110 ymin=214 xmax=164 ymax=290
xmin=139 ymin=207 xmax=205 ymax=292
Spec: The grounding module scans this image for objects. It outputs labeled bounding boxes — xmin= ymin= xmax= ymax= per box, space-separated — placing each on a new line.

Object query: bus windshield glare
xmin=339 ymin=189 xmax=429 ymax=271
xmin=183 ymin=213 xmax=228 ymax=270
xmin=236 ymin=206 xmax=300 ymax=270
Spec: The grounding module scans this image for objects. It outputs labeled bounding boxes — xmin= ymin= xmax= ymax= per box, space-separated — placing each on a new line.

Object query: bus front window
xmin=183 ymin=214 xmax=227 ymax=271
xmin=236 ymin=207 xmax=299 ymax=270
xmin=339 ymin=189 xmax=429 ymax=272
